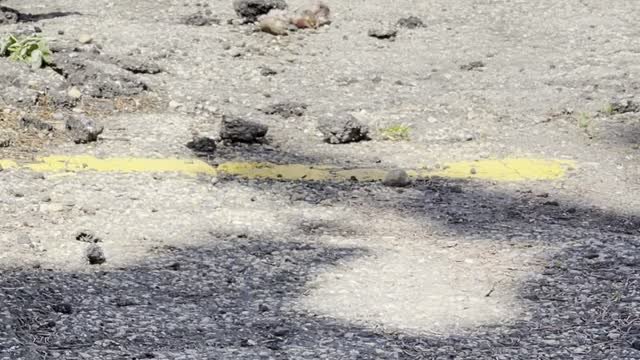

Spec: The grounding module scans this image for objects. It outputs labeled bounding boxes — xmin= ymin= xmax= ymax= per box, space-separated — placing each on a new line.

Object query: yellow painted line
xmin=0 ymin=159 xmax=18 ymax=169
xmin=414 ymin=159 xmax=573 ymax=182
xmin=22 ymin=156 xmax=216 ymax=175
xmin=0 ymin=156 xmax=575 ymax=182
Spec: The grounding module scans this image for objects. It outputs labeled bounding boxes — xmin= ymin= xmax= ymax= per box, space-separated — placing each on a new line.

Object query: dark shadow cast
xmin=19 ymin=11 xmax=82 ymax=23
xmin=193 ymin=141 xmax=338 ymax=167
xmin=218 ymin=176 xmax=640 ymax=358
xmin=1 ymin=180 xmax=638 ymax=358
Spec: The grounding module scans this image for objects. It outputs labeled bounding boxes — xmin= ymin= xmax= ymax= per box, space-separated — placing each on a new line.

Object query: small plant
xmin=575 ymin=113 xmax=592 ymax=129
xmin=602 ymin=104 xmax=614 ymax=115
xmin=0 ymin=34 xmax=53 ymax=69
xmin=379 ymin=124 xmax=410 ymax=141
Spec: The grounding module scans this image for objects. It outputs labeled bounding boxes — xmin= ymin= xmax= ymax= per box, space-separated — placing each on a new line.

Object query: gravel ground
xmin=0 ymin=180 xmax=638 ymax=359
xmin=1 ymin=0 xmax=640 ymax=359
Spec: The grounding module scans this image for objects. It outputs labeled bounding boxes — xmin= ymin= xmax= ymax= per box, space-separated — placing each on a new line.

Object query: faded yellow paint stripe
xmin=414 ymin=159 xmax=574 ymax=182
xmin=0 ymin=159 xmax=18 ymax=169
xmin=220 ymin=159 xmax=573 ymax=182
xmin=21 ymin=156 xmax=216 ymax=175
xmin=0 ymin=156 xmax=574 ymax=182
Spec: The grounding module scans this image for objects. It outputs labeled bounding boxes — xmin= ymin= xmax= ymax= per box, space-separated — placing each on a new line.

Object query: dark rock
xmin=65 ymin=114 xmax=104 ymax=144
xmin=260 ymin=66 xmax=278 ymax=76
xmin=631 ymin=339 xmax=640 ymax=351
xmin=261 ymin=102 xmax=308 ymax=118
xmin=20 ymin=115 xmax=54 ymax=131
xmin=232 ymin=0 xmax=288 ymax=22
xmin=167 ymin=262 xmax=181 ymax=271
xmin=187 ymin=136 xmax=217 ymax=154
xmin=368 ymin=28 xmax=397 ymax=40
xmin=383 ymin=169 xmax=411 ymax=187
xmin=272 ymin=326 xmax=290 ymax=337
xmin=317 ymin=114 xmax=369 ymax=144
xmin=258 ymin=303 xmax=270 ymax=312
xmin=52 ymin=303 xmax=73 ymax=314
xmin=460 ymin=61 xmax=485 ymax=71
xmin=397 ymin=16 xmax=425 ymax=29
xmin=584 ymin=252 xmax=599 ymax=259
xmin=609 ymin=99 xmax=640 ymax=114
xmin=220 ymin=115 xmax=268 ymax=143
xmin=86 ymin=244 xmax=106 ymax=265
xmin=75 ymin=231 xmax=101 ymax=243
xmin=0 ymin=130 xmax=15 ymax=148
xmin=0 ymin=6 xmax=20 ymax=25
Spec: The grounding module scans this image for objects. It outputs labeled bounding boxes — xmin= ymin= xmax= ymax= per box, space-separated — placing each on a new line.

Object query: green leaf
xmin=2 ymin=34 xmax=54 ymax=67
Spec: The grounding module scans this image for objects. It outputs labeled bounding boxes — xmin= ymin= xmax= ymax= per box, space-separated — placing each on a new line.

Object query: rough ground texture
xmin=1 ymin=0 xmax=640 ymax=359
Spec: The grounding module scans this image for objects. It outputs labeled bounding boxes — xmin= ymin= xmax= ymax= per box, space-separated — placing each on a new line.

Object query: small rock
xmin=272 ymin=327 xmax=290 ymax=337
xmin=0 ymin=129 xmax=15 ymax=148
xmin=258 ymin=303 xmax=270 ymax=312
xmin=52 ymin=303 xmax=73 ymax=315
xmin=67 ymin=87 xmax=82 ymax=99
xmin=186 ymin=136 xmax=217 ymax=154
xmin=0 ymin=6 xmax=20 ymax=25
xmin=167 ymin=262 xmax=181 ymax=271
xmin=78 ymin=33 xmax=93 ymax=44
xmin=383 ymin=169 xmax=411 ymax=187
xmin=290 ymin=10 xmax=318 ymax=29
xmin=233 ymin=0 xmax=288 ymax=22
xmin=169 ymin=100 xmax=183 ymax=110
xmin=260 ymin=66 xmax=278 ymax=76
xmin=317 ymin=113 xmax=370 ymax=144
xmin=368 ymin=27 xmax=397 ymax=40
xmin=75 ymin=231 xmax=101 ymax=243
xmin=460 ymin=61 xmax=485 ymax=71
xmin=397 ymin=16 xmax=425 ymax=29
xmin=240 ymin=339 xmax=257 ymax=347
xmin=220 ymin=115 xmax=268 ymax=144
xmin=261 ymin=101 xmax=307 ymax=117
xmin=631 ymin=339 xmax=640 ymax=351
xmin=65 ymin=115 xmax=104 ymax=144
xmin=290 ymin=1 xmax=331 ymax=28
xmin=311 ymin=1 xmax=331 ymax=26
xmin=86 ymin=244 xmax=106 ymax=265
xmin=259 ymin=14 xmax=289 ymax=36
xmin=20 ymin=115 xmax=54 ymax=132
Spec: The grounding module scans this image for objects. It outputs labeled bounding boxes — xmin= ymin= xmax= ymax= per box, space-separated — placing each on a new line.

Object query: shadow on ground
xmin=19 ymin=11 xmax=82 ymax=22
xmin=1 ymin=177 xmax=639 ymax=359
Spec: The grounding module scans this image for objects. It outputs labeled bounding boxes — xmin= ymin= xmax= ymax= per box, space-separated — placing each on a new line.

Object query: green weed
xmin=0 ymin=34 xmax=53 ymax=69
xmin=602 ymin=104 xmax=614 ymax=115
xmin=576 ymin=113 xmax=592 ymax=129
xmin=379 ymin=124 xmax=410 ymax=141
